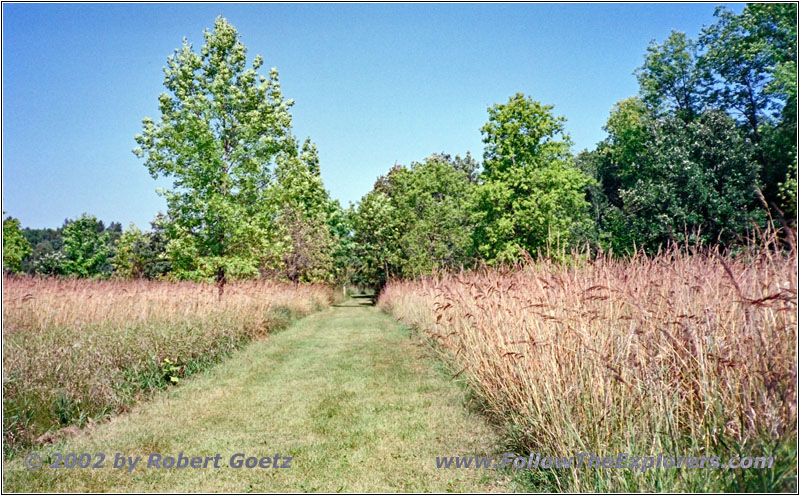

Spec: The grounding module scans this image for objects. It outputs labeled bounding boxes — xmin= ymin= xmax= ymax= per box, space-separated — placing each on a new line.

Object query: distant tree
xmin=34 ymin=251 xmax=67 ymax=276
xmin=391 ymin=155 xmax=476 ymax=277
xmin=636 ymin=31 xmax=703 ymax=119
xmin=2 ymin=214 xmax=31 ymax=273
xmin=427 ymin=151 xmax=481 ymax=183
xmin=351 ymin=190 xmax=401 ymax=289
xmin=271 ymin=138 xmax=342 ymax=282
xmin=386 ymin=156 xmax=476 ymax=278
xmin=105 ymin=221 xmax=123 ymax=246
xmin=453 ymin=151 xmax=481 ymax=182
xmin=591 ymin=102 xmax=762 ymax=251
xmin=60 ymin=214 xmax=113 ymax=277
xmin=331 ymin=205 xmax=358 ymax=287
xmin=113 ymin=224 xmax=149 ymax=279
xmin=112 ymin=216 xmax=171 ymax=280
xmin=351 ymin=152 xmax=478 ymax=287
xmin=21 ymin=226 xmax=63 ymax=253
xmin=133 ymin=16 xmax=295 ymax=296
xmin=475 ymin=93 xmax=593 ymax=262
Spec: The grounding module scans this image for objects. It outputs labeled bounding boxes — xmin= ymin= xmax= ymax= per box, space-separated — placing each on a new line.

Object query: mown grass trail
xmin=4 ymin=298 xmax=504 ymax=492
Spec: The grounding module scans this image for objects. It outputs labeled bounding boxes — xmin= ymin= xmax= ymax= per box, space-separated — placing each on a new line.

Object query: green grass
xmin=3 ymin=277 xmax=333 ymax=456
xmin=3 ymin=300 xmax=505 ymax=492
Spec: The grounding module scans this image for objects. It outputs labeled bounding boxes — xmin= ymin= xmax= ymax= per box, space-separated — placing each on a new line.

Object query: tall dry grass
xmin=380 ymin=244 xmax=797 ymax=491
xmin=3 ymin=276 xmax=334 ymax=456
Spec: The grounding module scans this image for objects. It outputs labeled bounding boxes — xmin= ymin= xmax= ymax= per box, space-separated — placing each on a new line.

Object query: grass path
xmin=4 ymin=298 xmax=505 ymax=492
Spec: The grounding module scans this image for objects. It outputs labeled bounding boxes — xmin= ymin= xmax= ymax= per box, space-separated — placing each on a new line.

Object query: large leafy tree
xmin=133 ymin=16 xmax=295 ymax=295
xmin=351 ymin=189 xmax=400 ymax=289
xmin=475 ymin=93 xmax=592 ymax=262
xmin=2 ymin=214 xmax=31 ymax=273
xmin=634 ymin=4 xmax=797 ymax=219
xmin=698 ymin=5 xmax=791 ymax=142
xmin=589 ymin=101 xmax=762 ymax=251
xmin=387 ymin=155 xmax=476 ymax=278
xmin=623 ymin=111 xmax=762 ymax=248
xmin=60 ymin=214 xmax=113 ymax=277
xmin=636 ymin=31 xmax=703 ymax=119
xmin=351 ymin=153 xmax=477 ymax=287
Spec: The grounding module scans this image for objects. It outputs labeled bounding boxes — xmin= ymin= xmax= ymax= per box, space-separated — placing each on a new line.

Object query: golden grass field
xmin=3 ymin=277 xmax=334 ymax=456
xmin=379 ymin=244 xmax=797 ymax=491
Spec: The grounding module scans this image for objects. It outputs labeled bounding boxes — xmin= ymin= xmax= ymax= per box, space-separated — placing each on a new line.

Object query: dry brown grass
xmin=2 ymin=276 xmax=334 ymax=456
xmin=379 ymin=243 xmax=797 ymax=491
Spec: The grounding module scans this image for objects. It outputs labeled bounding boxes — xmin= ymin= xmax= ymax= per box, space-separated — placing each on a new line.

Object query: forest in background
xmin=2 ymin=4 xmax=796 ymax=288
xmin=2 ymin=6 xmax=797 ymax=491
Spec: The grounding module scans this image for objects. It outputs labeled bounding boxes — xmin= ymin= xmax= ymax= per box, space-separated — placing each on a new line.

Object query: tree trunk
xmin=216 ymin=267 xmax=226 ymax=301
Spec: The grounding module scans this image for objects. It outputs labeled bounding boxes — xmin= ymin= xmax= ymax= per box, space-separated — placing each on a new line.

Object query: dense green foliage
xmin=636 ymin=3 xmax=797 ymax=219
xmin=474 ymin=94 xmax=592 ymax=262
xmin=2 ymin=215 xmax=30 ymax=273
xmin=582 ymin=100 xmax=763 ymax=252
xmin=133 ymin=16 xmax=295 ymax=287
xmin=59 ymin=214 xmax=115 ymax=277
xmin=112 ymin=215 xmax=172 ymax=279
xmin=350 ymin=3 xmax=795 ymax=285
xmin=5 ymin=5 xmax=795 ymax=288
xmin=9 ymin=217 xmax=120 ymax=277
xmin=351 ymin=154 xmax=476 ymax=287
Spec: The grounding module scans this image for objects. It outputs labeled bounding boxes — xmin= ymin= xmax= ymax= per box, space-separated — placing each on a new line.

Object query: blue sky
xmin=2 ymin=3 xmax=741 ymax=229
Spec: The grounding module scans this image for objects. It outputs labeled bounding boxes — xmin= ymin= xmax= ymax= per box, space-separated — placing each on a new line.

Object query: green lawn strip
xmin=4 ymin=302 xmax=505 ymax=492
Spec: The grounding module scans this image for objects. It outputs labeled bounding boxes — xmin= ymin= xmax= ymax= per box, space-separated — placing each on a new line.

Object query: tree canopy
xmin=133 ymin=16 xmax=297 ymax=291
xmin=3 ymin=214 xmax=31 ymax=273
xmin=6 ymin=5 xmax=795 ymax=288
xmin=474 ymin=94 xmax=592 ymax=262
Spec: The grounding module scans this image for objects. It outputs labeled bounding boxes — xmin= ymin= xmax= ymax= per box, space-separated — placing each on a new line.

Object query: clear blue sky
xmin=2 ymin=3 xmax=741 ymax=229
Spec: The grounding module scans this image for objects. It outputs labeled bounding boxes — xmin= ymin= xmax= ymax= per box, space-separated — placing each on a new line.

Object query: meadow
xmin=379 ymin=242 xmax=797 ymax=492
xmin=2 ymin=276 xmax=335 ymax=457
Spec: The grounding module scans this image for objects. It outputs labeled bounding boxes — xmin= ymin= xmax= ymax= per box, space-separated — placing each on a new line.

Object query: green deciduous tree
xmin=696 ymin=4 xmax=795 ymax=218
xmin=698 ymin=5 xmax=789 ymax=140
xmin=60 ymin=214 xmax=113 ymax=277
xmin=591 ymin=103 xmax=762 ymax=251
xmin=133 ymin=16 xmax=295 ymax=295
xmin=2 ymin=214 xmax=31 ymax=273
xmin=629 ymin=3 xmax=796 ymax=227
xmin=351 ymin=153 xmax=477 ymax=287
xmin=113 ymin=215 xmax=172 ymax=279
xmin=636 ymin=31 xmax=703 ymax=119
xmin=112 ymin=225 xmax=148 ymax=278
xmin=386 ymin=155 xmax=476 ymax=277
xmin=627 ymin=111 xmax=762 ymax=247
xmin=351 ymin=189 xmax=399 ymax=289
xmin=271 ymin=138 xmax=343 ymax=282
xmin=474 ymin=94 xmax=593 ymax=262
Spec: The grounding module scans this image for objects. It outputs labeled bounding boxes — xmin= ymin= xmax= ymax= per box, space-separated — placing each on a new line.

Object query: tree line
xmin=350 ymin=3 xmax=796 ymax=287
xmin=3 ymin=5 xmax=796 ymax=289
